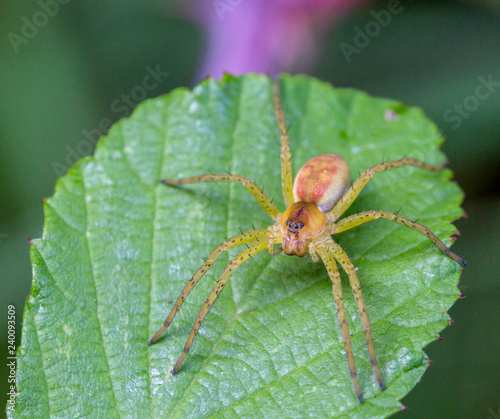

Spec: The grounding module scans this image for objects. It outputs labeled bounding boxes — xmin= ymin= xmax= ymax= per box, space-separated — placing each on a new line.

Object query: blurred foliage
xmin=1 ymin=0 xmax=498 ymax=417
xmin=318 ymin=0 xmax=500 ymax=198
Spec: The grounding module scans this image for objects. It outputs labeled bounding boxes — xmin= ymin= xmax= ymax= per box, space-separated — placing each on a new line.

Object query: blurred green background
xmin=1 ymin=0 xmax=499 ymax=417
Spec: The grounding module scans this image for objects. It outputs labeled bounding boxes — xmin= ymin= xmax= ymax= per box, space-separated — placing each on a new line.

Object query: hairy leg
xmin=327 ymin=158 xmax=447 ymax=221
xmin=331 ymin=210 xmax=466 ymax=266
xmin=273 ymin=81 xmax=294 ymax=207
xmin=327 ymin=237 xmax=385 ymax=391
xmin=316 ymin=243 xmax=363 ymax=403
xmin=171 ymin=237 xmax=268 ymax=374
xmin=149 ymin=228 xmax=269 ymax=345
xmin=162 ymin=175 xmax=279 ymax=220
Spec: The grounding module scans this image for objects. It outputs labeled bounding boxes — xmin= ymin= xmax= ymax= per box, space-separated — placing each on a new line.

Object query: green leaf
xmin=10 ymin=74 xmax=464 ymax=418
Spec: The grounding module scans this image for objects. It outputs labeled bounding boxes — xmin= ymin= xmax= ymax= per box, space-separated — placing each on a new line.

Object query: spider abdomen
xmin=293 ymin=154 xmax=351 ymax=212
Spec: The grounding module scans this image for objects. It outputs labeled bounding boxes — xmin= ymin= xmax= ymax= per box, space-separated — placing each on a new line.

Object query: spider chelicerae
xmin=149 ymin=81 xmax=465 ymax=402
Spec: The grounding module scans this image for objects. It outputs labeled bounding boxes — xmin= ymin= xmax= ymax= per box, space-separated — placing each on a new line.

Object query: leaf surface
xmin=10 ymin=74 xmax=463 ymax=418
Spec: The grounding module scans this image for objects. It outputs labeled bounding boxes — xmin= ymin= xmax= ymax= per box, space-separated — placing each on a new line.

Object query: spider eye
xmin=286 ymin=220 xmax=305 ymax=234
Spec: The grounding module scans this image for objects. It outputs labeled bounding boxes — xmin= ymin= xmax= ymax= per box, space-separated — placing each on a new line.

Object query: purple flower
xmin=186 ymin=0 xmax=370 ymax=80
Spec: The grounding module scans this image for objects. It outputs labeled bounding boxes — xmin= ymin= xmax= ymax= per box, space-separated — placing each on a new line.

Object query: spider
xmin=149 ymin=81 xmax=466 ymax=403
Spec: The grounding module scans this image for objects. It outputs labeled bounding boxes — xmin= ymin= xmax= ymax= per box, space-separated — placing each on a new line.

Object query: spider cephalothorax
xmin=150 ymin=80 xmax=465 ymax=403
xmin=281 ymin=201 xmax=325 ymax=257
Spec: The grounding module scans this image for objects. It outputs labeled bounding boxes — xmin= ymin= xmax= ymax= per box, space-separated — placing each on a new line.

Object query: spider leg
xmin=315 ymin=241 xmax=363 ymax=403
xmin=331 ymin=210 xmax=466 ymax=266
xmin=268 ymin=244 xmax=283 ymax=256
xmin=267 ymin=223 xmax=283 ymax=256
xmin=273 ymin=81 xmax=295 ymax=207
xmin=149 ymin=228 xmax=269 ymax=346
xmin=162 ymin=175 xmax=279 ymax=220
xmin=171 ymin=237 xmax=268 ymax=375
xmin=327 ymin=236 xmax=385 ymax=392
xmin=327 ymin=158 xmax=447 ymax=221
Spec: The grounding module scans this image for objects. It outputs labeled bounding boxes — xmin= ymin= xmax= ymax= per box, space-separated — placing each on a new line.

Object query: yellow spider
xmin=149 ymin=81 xmax=465 ymax=402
